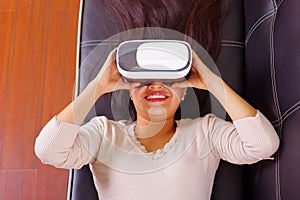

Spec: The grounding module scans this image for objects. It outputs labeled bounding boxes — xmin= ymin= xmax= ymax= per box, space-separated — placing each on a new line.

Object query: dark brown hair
xmin=102 ymin=0 xmax=230 ymax=60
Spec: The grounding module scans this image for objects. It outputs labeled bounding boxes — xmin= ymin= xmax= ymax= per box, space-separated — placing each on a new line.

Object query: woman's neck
xmin=134 ymin=117 xmax=177 ymax=152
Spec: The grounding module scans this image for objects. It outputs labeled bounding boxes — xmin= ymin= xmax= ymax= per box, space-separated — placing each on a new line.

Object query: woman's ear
xmin=181 ymin=88 xmax=187 ymax=101
xmin=129 ymin=91 xmax=133 ymax=100
xmin=129 ymin=89 xmax=135 ymax=101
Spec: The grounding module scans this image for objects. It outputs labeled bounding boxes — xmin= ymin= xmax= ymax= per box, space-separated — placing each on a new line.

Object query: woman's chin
xmin=148 ymin=105 xmax=167 ymax=121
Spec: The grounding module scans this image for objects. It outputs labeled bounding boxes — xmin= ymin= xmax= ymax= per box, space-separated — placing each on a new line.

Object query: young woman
xmin=35 ymin=47 xmax=279 ymax=199
xmin=35 ymin=0 xmax=279 ymax=199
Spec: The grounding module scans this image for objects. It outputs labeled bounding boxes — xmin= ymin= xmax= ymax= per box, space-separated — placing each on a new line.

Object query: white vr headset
xmin=116 ymin=40 xmax=192 ymax=84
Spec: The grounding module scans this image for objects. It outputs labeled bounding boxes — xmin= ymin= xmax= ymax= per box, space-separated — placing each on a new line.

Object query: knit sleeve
xmin=208 ymin=111 xmax=280 ymax=164
xmin=34 ymin=116 xmax=105 ymax=169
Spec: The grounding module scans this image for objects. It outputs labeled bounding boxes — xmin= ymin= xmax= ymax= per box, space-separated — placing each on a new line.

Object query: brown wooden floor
xmin=0 ymin=0 xmax=80 ymax=199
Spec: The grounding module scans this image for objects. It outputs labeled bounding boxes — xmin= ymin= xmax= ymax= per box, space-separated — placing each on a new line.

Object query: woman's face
xmin=130 ymin=82 xmax=186 ymax=122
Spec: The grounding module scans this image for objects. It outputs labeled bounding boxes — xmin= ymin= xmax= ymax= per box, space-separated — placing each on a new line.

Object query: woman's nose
xmin=148 ymin=82 xmax=164 ymax=89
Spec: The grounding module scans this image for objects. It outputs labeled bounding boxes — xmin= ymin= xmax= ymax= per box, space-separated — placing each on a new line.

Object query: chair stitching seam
xmin=272 ymin=101 xmax=300 ymax=127
xmin=245 ymin=9 xmax=276 ymax=45
xmin=269 ymin=1 xmax=282 ymax=199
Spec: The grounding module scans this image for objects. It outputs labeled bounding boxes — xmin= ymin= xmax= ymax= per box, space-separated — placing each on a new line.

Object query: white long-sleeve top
xmin=35 ymin=111 xmax=279 ymax=200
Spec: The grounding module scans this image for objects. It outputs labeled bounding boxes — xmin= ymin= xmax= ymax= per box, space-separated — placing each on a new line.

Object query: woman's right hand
xmin=93 ymin=49 xmax=140 ymax=98
xmin=56 ymin=49 xmax=140 ymax=125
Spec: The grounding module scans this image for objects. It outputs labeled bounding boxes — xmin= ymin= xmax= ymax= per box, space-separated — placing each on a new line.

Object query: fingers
xmin=107 ymin=48 xmax=117 ymax=60
xmin=110 ymin=64 xmax=122 ymax=80
xmin=101 ymin=48 xmax=117 ymax=71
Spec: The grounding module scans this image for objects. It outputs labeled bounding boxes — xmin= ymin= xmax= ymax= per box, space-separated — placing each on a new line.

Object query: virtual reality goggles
xmin=116 ymin=40 xmax=192 ymax=84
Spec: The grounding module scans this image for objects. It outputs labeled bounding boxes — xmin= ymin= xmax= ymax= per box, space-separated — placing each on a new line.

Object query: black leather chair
xmin=244 ymin=1 xmax=300 ymax=199
xmin=70 ymin=0 xmax=300 ymax=199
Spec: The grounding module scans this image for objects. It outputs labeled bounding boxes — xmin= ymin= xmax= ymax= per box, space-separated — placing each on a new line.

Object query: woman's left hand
xmin=171 ymin=51 xmax=215 ymax=90
xmin=174 ymin=50 xmax=258 ymax=120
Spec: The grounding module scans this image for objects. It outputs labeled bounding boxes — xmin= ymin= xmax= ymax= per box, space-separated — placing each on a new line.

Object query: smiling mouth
xmin=145 ymin=93 xmax=169 ymax=102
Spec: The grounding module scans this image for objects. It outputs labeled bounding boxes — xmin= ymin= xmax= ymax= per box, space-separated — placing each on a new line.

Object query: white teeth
xmin=146 ymin=94 xmax=167 ymax=99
